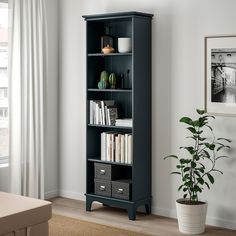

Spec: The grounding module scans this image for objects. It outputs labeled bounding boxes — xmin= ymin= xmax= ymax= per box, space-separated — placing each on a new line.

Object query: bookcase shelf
xmin=88 ymin=89 xmax=132 ymax=93
xmin=88 ymin=158 xmax=133 ymax=167
xmin=87 ymin=124 xmax=132 ymax=130
xmin=88 ymin=53 xmax=132 ymax=57
xmin=83 ymin=11 xmax=153 ymax=221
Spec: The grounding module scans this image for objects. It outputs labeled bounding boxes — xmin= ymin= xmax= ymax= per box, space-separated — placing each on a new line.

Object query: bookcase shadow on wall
xmin=83 ymin=12 xmax=153 ymax=220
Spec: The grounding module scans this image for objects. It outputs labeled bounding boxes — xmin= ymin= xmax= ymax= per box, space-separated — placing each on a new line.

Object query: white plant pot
xmin=176 ymin=199 xmax=208 ymax=234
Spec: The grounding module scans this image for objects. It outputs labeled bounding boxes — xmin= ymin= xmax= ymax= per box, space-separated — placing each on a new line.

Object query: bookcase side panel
xmin=132 ymin=17 xmax=152 ymax=201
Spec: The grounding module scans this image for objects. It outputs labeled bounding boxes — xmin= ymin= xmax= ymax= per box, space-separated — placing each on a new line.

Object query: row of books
xmin=90 ymin=100 xmax=118 ymax=126
xmin=101 ymin=132 xmax=133 ymax=164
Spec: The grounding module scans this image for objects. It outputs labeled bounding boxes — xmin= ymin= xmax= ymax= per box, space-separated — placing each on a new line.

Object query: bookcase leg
xmin=145 ymin=202 xmax=151 ymax=214
xmin=86 ymin=198 xmax=93 ymax=212
xmin=127 ymin=206 xmax=136 ymax=220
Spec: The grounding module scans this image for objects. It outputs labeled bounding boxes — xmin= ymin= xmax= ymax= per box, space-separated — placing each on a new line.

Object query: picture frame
xmin=205 ymin=35 xmax=236 ymax=115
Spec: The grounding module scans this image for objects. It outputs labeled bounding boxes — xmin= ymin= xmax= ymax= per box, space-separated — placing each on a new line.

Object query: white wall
xmin=0 ymin=0 xmax=59 ymax=198
xmin=59 ymin=0 xmax=236 ymax=229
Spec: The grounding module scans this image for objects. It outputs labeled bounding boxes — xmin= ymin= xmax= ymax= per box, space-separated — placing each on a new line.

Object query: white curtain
xmin=8 ymin=0 xmax=47 ymax=199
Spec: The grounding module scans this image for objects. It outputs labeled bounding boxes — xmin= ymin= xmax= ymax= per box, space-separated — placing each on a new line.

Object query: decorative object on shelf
xmin=119 ymin=73 xmax=124 ymax=89
xmin=98 ymin=80 xmax=108 ymax=89
xmin=101 ymin=26 xmax=114 ymax=52
xmin=98 ymin=70 xmax=109 ymax=89
xmin=102 ymin=45 xmax=115 ymax=54
xmin=164 ymin=109 xmax=231 ymax=234
xmin=119 ymin=70 xmax=130 ymax=89
xmin=109 ymin=73 xmax=117 ymax=89
xmin=205 ymin=35 xmax=236 ymax=115
xmin=118 ymin=37 xmax=132 ymax=53
xmin=100 ymin=70 xmax=109 ymax=82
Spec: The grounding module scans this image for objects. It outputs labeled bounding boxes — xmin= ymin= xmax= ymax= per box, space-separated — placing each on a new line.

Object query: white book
xmin=93 ymin=101 xmax=102 ymax=125
xmin=107 ymin=109 xmax=111 ymax=126
xmin=115 ymin=136 xmax=119 ymax=163
xmin=99 ymin=108 xmax=102 ymax=125
xmin=118 ymin=134 xmax=121 ymax=162
xmin=111 ymin=134 xmax=115 ymax=162
xmin=101 ymin=101 xmax=105 ymax=125
xmin=89 ymin=101 xmax=94 ymax=124
xmin=125 ymin=133 xmax=129 ymax=163
xmin=95 ymin=103 xmax=99 ymax=125
xmin=120 ymin=135 xmax=125 ymax=163
xmin=115 ymin=134 xmax=121 ymax=163
xmin=106 ymin=133 xmax=110 ymax=161
xmin=127 ymin=134 xmax=133 ymax=164
xmin=105 ymin=106 xmax=108 ymax=125
xmin=101 ymin=133 xmax=105 ymax=161
xmin=101 ymin=132 xmax=106 ymax=161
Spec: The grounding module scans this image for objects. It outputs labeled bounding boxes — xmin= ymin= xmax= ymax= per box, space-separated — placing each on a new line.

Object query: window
xmin=0 ymin=1 xmax=8 ymax=166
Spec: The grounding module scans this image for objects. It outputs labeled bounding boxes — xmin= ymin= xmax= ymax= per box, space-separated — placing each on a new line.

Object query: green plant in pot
xmin=164 ymin=109 xmax=231 ymax=234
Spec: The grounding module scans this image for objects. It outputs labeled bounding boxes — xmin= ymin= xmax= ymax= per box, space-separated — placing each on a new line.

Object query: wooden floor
xmin=51 ymin=198 xmax=236 ymax=236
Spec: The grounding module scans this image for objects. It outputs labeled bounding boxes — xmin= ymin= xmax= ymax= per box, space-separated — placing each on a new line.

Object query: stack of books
xmin=101 ymin=132 xmax=133 ymax=164
xmin=90 ymin=100 xmax=118 ymax=126
xmin=115 ymin=118 xmax=132 ymax=127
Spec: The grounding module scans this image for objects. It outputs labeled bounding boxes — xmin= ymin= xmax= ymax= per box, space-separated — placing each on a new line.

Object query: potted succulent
xmin=164 ymin=109 xmax=231 ymax=234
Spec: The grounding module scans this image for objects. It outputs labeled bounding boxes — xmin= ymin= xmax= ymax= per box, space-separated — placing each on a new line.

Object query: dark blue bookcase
xmin=83 ymin=11 xmax=153 ymax=220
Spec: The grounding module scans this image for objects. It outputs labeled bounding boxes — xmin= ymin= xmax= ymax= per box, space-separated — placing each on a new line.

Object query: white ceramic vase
xmin=118 ymin=37 xmax=132 ymax=53
xmin=176 ymin=199 xmax=208 ymax=234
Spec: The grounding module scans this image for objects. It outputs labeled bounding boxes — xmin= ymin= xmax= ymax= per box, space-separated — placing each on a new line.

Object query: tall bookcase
xmin=83 ymin=12 xmax=153 ymax=220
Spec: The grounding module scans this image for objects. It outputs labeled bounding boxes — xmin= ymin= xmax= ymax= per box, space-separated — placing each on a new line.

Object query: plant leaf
xmin=212 ymin=169 xmax=223 ymax=175
xmin=217 ymin=145 xmax=230 ymax=152
xmin=164 ymin=155 xmax=178 ymax=160
xmin=217 ymin=138 xmax=231 ymax=143
xmin=216 ymin=155 xmax=230 ymax=160
xmin=187 ymin=127 xmax=196 ymax=134
xmin=180 ymin=117 xmax=193 ymax=125
xmin=171 ymin=172 xmax=181 ymax=175
xmin=205 ymin=125 xmax=213 ymax=131
xmin=196 ymin=109 xmax=205 ymax=115
xmin=207 ymin=173 xmax=214 ymax=184
xmin=205 ymin=182 xmax=210 ymax=189
xmin=197 ymin=177 xmax=204 ymax=185
xmin=178 ymin=185 xmax=184 ymax=191
xmin=183 ymin=167 xmax=191 ymax=172
xmin=191 ymin=162 xmax=197 ymax=168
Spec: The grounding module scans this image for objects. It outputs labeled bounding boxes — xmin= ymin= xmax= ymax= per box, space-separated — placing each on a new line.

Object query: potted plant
xmin=164 ymin=109 xmax=231 ymax=234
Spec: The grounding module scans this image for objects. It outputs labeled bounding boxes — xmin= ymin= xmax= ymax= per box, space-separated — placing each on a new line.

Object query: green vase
xmin=109 ymin=73 xmax=116 ymax=89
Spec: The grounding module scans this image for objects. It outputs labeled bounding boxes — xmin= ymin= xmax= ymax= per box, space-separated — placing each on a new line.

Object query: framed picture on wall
xmin=205 ymin=35 xmax=236 ymax=115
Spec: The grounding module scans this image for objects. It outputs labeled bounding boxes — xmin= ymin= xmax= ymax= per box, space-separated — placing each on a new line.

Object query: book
xmin=115 ymin=118 xmax=133 ymax=127
xmin=115 ymin=134 xmax=121 ymax=163
xmin=101 ymin=132 xmax=106 ymax=161
xmin=89 ymin=101 xmax=94 ymax=124
xmin=120 ymin=134 xmax=125 ymax=163
xmin=101 ymin=100 xmax=115 ymax=125
xmin=127 ymin=134 xmax=133 ymax=164
xmin=125 ymin=133 xmax=129 ymax=163
xmin=107 ymin=106 xmax=118 ymax=126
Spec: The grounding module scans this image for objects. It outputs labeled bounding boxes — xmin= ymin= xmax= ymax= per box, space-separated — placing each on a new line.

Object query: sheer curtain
xmin=8 ymin=0 xmax=48 ymax=199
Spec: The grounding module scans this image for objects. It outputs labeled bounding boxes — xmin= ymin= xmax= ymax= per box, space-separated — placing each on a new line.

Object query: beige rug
xmin=49 ymin=214 xmax=149 ymax=236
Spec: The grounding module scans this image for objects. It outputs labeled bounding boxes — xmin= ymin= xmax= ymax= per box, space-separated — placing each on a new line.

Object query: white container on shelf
xmin=118 ymin=37 xmax=132 ymax=53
